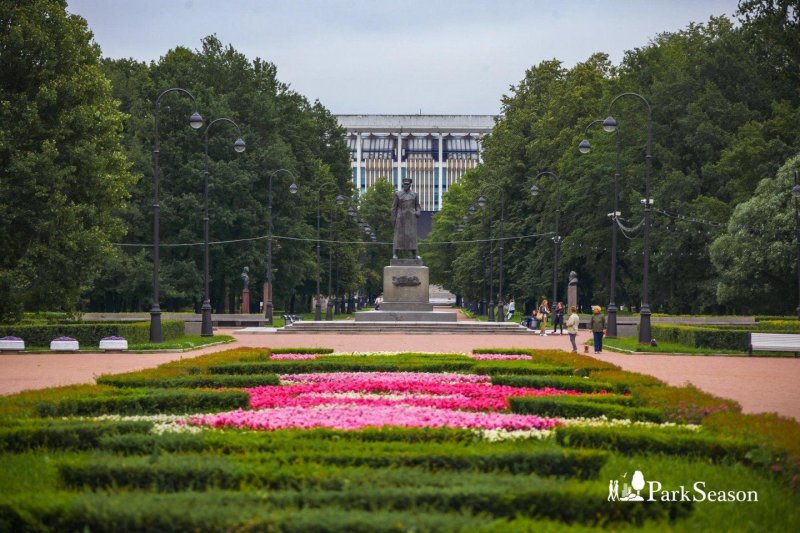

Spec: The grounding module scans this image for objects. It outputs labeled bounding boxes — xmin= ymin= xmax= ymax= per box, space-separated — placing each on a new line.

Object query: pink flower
xmin=189 ymin=404 xmax=560 ymax=431
xmin=270 ymin=353 xmax=317 ymax=360
xmin=469 ymin=354 xmax=533 ymax=360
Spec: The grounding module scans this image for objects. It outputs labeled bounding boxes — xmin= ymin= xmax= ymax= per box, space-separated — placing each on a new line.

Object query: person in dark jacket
xmin=552 ymin=301 xmax=565 ymax=335
xmin=590 ymin=305 xmax=606 ymax=353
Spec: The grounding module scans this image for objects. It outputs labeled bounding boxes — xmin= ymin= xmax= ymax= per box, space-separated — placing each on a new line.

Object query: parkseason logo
xmin=607 ymin=470 xmax=759 ymax=503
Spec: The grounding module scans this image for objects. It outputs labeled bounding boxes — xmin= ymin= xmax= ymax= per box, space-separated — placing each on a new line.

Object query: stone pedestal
xmin=241 ymin=288 xmax=250 ymax=314
xmin=356 ymin=258 xmax=456 ymax=322
xmin=568 ymin=283 xmax=577 ymax=312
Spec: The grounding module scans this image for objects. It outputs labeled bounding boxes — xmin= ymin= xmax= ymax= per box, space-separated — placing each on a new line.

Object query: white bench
xmin=749 ymin=333 xmax=800 ymax=356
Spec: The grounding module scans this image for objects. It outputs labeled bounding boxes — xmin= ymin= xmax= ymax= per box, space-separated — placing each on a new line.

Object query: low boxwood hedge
xmin=0 ymin=420 xmax=152 ymax=452
xmin=96 ymin=374 xmax=280 ymax=389
xmin=555 ymin=426 xmax=756 ymax=462
xmin=490 ymin=374 xmax=616 ymax=393
xmin=35 ymin=389 xmax=249 ymax=416
xmin=509 ymin=396 xmax=663 ymax=422
xmin=0 ymin=320 xmax=184 ymax=347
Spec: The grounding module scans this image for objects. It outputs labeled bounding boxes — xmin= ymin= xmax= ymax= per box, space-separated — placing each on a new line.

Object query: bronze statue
xmin=241 ymin=266 xmax=250 ymax=289
xmin=392 ymin=177 xmax=421 ymax=259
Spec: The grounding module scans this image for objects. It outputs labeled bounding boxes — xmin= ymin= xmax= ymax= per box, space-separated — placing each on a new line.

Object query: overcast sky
xmin=67 ymin=0 xmax=741 ymax=115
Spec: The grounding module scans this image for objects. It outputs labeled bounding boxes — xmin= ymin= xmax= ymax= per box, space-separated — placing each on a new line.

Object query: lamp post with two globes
xmin=264 ymin=170 xmax=298 ymax=324
xmin=150 ymin=88 xmax=204 ymax=343
xmin=200 ymin=118 xmax=246 ymax=336
xmin=601 ymin=92 xmax=654 ymax=344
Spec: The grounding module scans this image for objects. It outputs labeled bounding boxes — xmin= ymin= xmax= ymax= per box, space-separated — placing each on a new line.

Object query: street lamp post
xmin=264 ymin=170 xmax=299 ymax=324
xmin=793 ymin=170 xmax=800 ymax=319
xmin=602 ymin=92 xmax=653 ymax=344
xmin=477 ymin=183 xmax=506 ymax=322
xmin=150 ymin=88 xmax=203 ymax=343
xmin=201 ymin=118 xmax=246 ymax=337
xmin=579 ymin=119 xmax=621 ymax=337
xmin=531 ymin=171 xmax=563 ymax=310
xmin=315 ymin=182 xmax=342 ymax=321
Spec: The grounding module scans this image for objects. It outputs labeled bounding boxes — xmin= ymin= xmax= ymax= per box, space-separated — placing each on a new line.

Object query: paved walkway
xmin=2 ymin=329 xmax=799 ymax=421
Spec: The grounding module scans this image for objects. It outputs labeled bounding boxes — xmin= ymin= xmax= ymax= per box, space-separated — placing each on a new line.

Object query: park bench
xmin=749 ymin=333 xmax=800 ymax=356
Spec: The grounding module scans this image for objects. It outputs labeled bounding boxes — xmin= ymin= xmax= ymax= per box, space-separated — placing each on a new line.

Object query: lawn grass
xmin=127 ymin=334 xmax=235 ymax=351
xmin=1 ymin=347 xmax=798 ymax=530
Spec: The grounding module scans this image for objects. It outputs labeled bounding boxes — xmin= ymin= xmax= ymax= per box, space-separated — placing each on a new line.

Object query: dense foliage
xmin=427 ymin=4 xmax=800 ymax=315
xmin=0 ymin=0 xmax=135 ymax=320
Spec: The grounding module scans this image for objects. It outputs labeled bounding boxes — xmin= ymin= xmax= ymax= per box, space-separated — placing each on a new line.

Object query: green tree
xmin=709 ymin=154 xmax=800 ymax=313
xmin=0 ymin=0 xmax=135 ymax=320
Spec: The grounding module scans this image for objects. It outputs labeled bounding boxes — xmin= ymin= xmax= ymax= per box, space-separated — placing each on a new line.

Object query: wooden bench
xmin=749 ymin=333 xmax=800 ymax=356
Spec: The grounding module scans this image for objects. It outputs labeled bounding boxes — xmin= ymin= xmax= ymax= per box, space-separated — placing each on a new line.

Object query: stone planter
xmin=99 ymin=339 xmax=128 ymax=352
xmin=0 ymin=337 xmax=25 ymax=352
xmin=50 ymin=339 xmax=79 ymax=352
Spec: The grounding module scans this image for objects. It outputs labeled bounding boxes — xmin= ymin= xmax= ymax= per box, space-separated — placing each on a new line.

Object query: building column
xmin=476 ymin=134 xmax=483 ymax=163
xmin=396 ymin=132 xmax=403 ymax=190
xmin=356 ymin=132 xmax=362 ymax=191
xmin=437 ymin=132 xmax=444 ymax=211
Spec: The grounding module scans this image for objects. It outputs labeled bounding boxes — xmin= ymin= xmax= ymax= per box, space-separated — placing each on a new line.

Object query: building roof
xmin=335 ymin=114 xmax=497 ymax=134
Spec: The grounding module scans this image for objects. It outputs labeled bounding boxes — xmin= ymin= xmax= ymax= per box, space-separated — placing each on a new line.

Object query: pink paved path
xmin=2 ymin=329 xmax=799 ymax=421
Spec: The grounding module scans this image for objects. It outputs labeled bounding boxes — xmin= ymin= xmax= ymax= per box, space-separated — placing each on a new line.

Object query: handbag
xmin=535 ymin=312 xmax=543 ymax=321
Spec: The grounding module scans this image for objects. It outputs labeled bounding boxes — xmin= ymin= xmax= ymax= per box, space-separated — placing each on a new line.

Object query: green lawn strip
xmin=34 ymin=389 xmax=249 ymax=417
xmin=510 ymin=396 xmax=663 ymax=422
xmin=599 ymin=336 xmax=747 ymax=355
xmin=126 ymin=335 xmax=235 ymax=351
xmin=556 ymin=426 xmax=757 ymax=462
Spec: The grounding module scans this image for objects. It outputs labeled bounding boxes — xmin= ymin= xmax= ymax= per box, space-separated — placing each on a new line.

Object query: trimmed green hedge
xmin=555 ymin=426 xmax=756 ymax=462
xmin=509 ymin=396 xmax=663 ymax=422
xmin=491 ymin=375 xmax=616 ymax=393
xmin=471 ymin=362 xmax=575 ymax=376
xmin=35 ymin=389 xmax=249 ymax=416
xmin=208 ymin=360 xmax=476 ymax=375
xmin=96 ymin=374 xmax=280 ymax=389
xmin=0 ymin=421 xmax=152 ymax=452
xmin=0 ymin=320 xmax=184 ymax=347
xmin=651 ymin=324 xmax=749 ymax=351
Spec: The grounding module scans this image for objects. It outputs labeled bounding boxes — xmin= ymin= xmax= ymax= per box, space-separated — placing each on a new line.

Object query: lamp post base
xmin=637 ymin=305 xmax=652 ymax=344
xmin=326 ymin=301 xmax=333 ymax=321
xmin=200 ymin=300 xmax=214 ymax=337
xmin=149 ymin=306 xmax=163 ymax=343
xmin=314 ymin=301 xmax=322 ymax=321
xmin=497 ymin=303 xmax=505 ymax=322
xmin=606 ymin=303 xmax=618 ymax=338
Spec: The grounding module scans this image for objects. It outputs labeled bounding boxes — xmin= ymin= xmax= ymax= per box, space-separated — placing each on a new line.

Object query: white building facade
xmin=336 ymin=115 xmax=496 ymax=212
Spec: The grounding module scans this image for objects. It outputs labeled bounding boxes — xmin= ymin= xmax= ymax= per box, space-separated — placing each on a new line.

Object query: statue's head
xmin=243 ymin=266 xmax=249 ymax=274
xmin=402 ymin=177 xmax=412 ymax=191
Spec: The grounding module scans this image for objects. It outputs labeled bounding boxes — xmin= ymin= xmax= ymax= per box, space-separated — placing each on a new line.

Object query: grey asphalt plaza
xmin=2 ymin=328 xmax=799 ymax=421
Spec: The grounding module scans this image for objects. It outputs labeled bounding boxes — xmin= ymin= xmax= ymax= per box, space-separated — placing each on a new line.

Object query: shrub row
xmin=491 ymin=374 xmax=616 ymax=393
xmin=98 ymin=427 xmax=489 ymax=455
xmin=0 ymin=496 xmax=491 ymax=533
xmin=0 ymin=320 xmax=184 ymax=347
xmin=35 ymin=389 xmax=249 ymax=417
xmin=471 ymin=362 xmax=575 ymax=376
xmin=208 ymin=359 xmax=477 ymax=375
xmin=555 ymin=426 xmax=756 ymax=462
xmin=0 ymin=421 xmax=152 ymax=452
xmin=474 ymin=348 xmax=619 ymax=371
xmin=0 ymin=486 xmax=689 ymax=532
xmin=509 ymin=396 xmax=664 ymax=422
xmin=651 ymin=324 xmax=749 ymax=351
xmin=96 ymin=373 xmax=280 ymax=389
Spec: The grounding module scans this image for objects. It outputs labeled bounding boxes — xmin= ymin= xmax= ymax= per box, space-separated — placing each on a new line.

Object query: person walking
xmin=538 ymin=298 xmax=550 ymax=336
xmin=590 ymin=305 xmax=606 ymax=353
xmin=566 ymin=305 xmax=580 ymax=353
xmin=552 ymin=301 xmax=565 ymax=335
xmin=506 ymin=298 xmax=516 ymax=321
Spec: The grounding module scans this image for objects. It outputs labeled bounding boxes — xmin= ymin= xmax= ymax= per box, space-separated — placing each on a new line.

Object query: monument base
xmin=380 ymin=301 xmax=433 ymax=312
xmin=355 ymin=310 xmax=457 ymax=322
